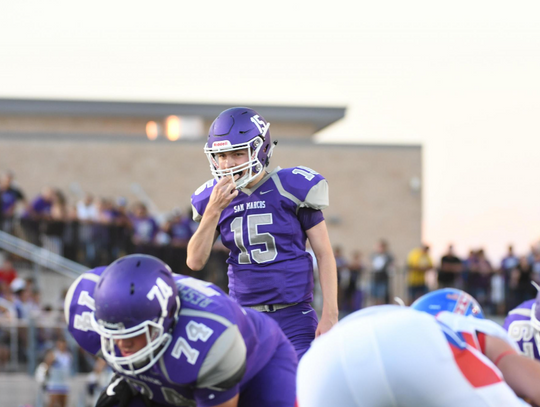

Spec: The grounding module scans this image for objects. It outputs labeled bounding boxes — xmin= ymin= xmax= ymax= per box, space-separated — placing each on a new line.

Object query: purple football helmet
xmin=411 ymin=288 xmax=484 ymax=319
xmin=91 ymin=254 xmax=180 ymax=375
xmin=204 ymin=107 xmax=276 ymax=189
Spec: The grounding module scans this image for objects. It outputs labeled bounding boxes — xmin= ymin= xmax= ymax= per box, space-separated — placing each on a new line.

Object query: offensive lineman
xmin=187 ymin=107 xmax=338 ymax=358
xmin=65 ymin=254 xmax=297 ymax=407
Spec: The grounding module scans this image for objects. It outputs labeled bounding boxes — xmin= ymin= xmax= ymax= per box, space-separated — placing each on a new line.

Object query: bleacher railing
xmin=0 ymin=229 xmax=89 ymax=279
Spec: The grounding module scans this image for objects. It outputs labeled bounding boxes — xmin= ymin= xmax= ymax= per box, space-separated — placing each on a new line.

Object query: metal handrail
xmin=0 ymin=313 xmax=71 ymax=376
xmin=0 ymin=229 xmax=89 ymax=279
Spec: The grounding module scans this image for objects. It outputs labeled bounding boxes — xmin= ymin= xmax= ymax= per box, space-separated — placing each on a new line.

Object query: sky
xmin=2 ymin=0 xmax=540 ymax=262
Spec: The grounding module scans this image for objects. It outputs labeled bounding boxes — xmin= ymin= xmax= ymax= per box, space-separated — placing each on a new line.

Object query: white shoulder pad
xmin=437 ymin=312 xmax=520 ymax=351
xmin=196 ymin=324 xmax=247 ymax=389
xmin=302 ymin=179 xmax=329 ymax=210
xmin=191 ymin=203 xmax=202 ymax=223
xmin=271 ymin=167 xmax=329 ymax=210
xmin=191 ymin=179 xmax=216 ymax=223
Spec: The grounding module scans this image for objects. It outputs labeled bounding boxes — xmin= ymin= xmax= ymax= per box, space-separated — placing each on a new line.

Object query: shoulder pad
xmin=504 ymin=300 xmax=535 ymax=329
xmin=191 ymin=179 xmax=216 ymax=222
xmin=515 ymin=299 xmax=535 ymax=311
xmin=437 ymin=312 xmax=519 ymax=351
xmin=161 ymin=309 xmax=234 ymax=385
xmin=64 ymin=267 xmax=106 ymax=355
xmin=272 ymin=167 xmax=329 ymax=210
xmin=197 ymin=324 xmax=246 ymax=389
xmin=159 ymin=275 xmax=245 ymax=386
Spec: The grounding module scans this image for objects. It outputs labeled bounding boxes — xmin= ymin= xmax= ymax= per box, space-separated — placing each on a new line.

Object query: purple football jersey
xmin=1 ymin=187 xmax=24 ymax=213
xmin=169 ymin=218 xmax=194 ymax=242
xmin=191 ymin=167 xmax=329 ymax=306
xmin=129 ymin=215 xmax=159 ymax=243
xmin=22 ymin=195 xmax=52 ymax=218
xmin=65 ymin=269 xmax=296 ymax=407
xmin=504 ymin=299 xmax=540 ymax=360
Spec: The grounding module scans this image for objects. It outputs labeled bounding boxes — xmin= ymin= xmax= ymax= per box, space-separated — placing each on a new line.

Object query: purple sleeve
xmin=298 ymin=208 xmax=324 ymax=231
xmin=151 ymin=218 xmax=159 ymax=238
xmin=195 ymin=386 xmax=239 ymax=407
xmin=503 ymin=313 xmax=518 ymax=331
xmin=191 ymin=180 xmax=216 ymax=222
xmin=31 ymin=197 xmax=42 ymax=211
xmin=65 ymin=268 xmax=106 ymax=356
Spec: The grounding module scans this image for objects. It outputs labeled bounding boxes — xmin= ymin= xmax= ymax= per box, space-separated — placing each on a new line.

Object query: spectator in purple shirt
xmin=24 ymin=187 xmax=54 ymax=219
xmin=21 ymin=187 xmax=55 ymax=245
xmin=164 ymin=209 xmax=194 ymax=248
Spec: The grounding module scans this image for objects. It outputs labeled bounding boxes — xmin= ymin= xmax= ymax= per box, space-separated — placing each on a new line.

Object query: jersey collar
xmin=241 ymin=167 xmax=281 ymax=196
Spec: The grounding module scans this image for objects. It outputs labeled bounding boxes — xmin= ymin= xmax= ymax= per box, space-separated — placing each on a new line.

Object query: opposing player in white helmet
xmin=298 ymin=291 xmax=540 ymax=407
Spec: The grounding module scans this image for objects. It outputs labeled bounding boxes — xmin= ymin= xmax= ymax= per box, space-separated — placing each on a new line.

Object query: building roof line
xmin=0 ymin=98 xmax=346 ymax=132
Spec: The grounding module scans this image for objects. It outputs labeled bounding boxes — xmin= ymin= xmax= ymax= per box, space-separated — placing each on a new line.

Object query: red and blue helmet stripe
xmin=411 ymin=288 xmax=484 ymax=319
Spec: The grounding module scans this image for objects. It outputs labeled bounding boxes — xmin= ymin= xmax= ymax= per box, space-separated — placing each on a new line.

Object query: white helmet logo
xmin=250 ymin=115 xmax=270 ymax=137
xmin=146 ymin=277 xmax=173 ymax=317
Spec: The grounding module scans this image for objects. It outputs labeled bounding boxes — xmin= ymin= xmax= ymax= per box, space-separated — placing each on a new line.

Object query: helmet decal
xmin=250 ymin=115 xmax=270 ymax=137
xmin=411 ymin=288 xmax=485 ymax=319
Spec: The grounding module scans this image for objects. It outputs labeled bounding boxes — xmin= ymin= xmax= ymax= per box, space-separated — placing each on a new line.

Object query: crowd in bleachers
xmin=0 ymin=254 xmax=66 ymax=369
xmin=0 ymin=170 xmax=229 ymax=281
xmin=333 ymin=241 xmax=539 ymax=318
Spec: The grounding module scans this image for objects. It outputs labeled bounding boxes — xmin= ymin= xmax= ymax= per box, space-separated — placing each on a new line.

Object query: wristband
xmin=494 ymin=350 xmax=517 ymax=367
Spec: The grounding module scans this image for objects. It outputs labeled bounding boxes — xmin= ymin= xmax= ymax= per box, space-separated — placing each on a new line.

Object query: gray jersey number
xmin=230 ymin=213 xmax=278 ymax=264
xmin=507 ymin=320 xmax=538 ymax=359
